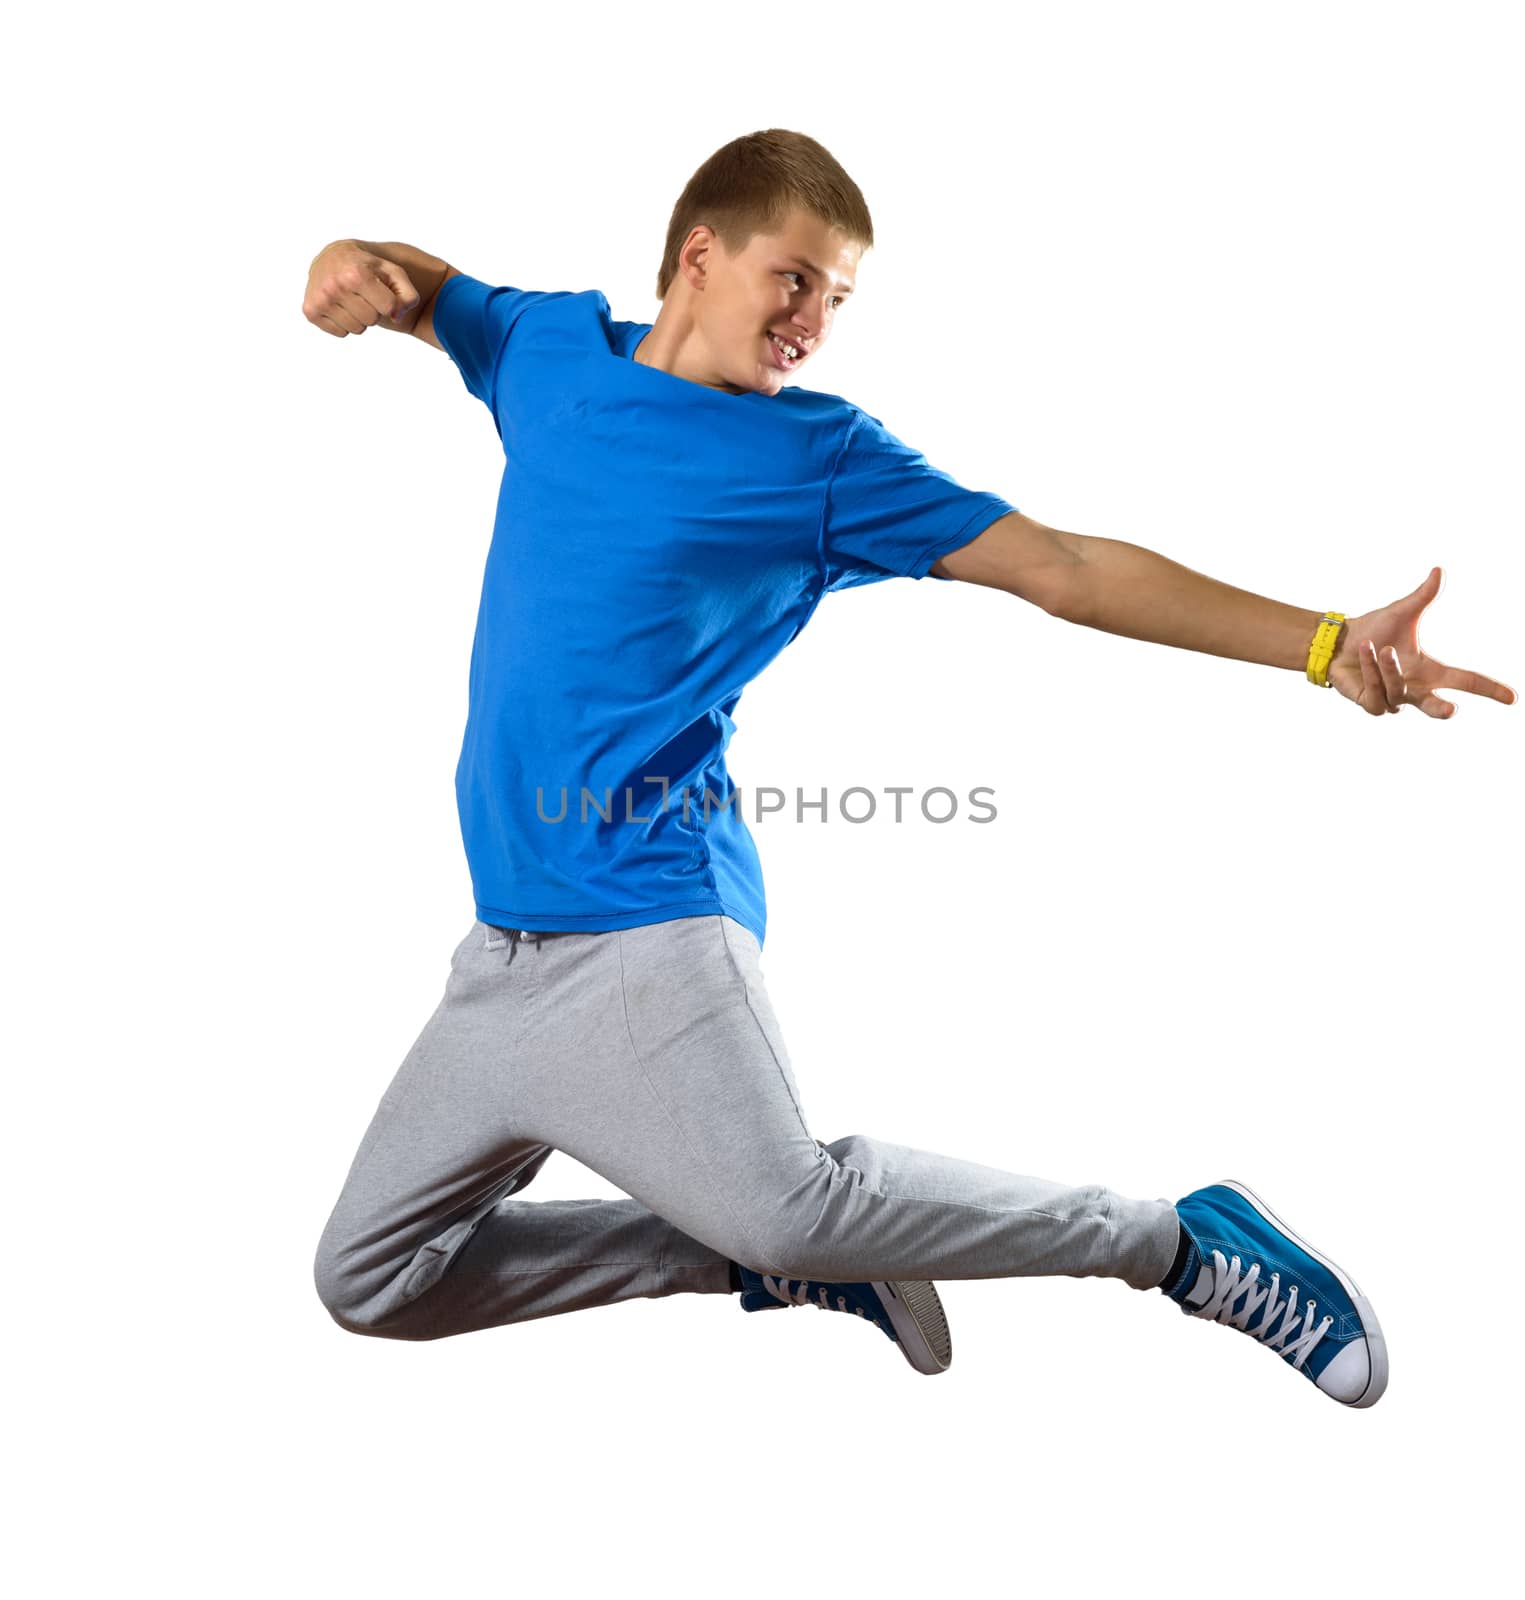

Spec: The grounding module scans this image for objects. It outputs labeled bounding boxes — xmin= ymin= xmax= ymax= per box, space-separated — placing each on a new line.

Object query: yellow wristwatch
xmin=1306 ymin=612 xmax=1346 ymax=687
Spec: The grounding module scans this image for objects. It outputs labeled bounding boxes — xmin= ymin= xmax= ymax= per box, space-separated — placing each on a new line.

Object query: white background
xmin=8 ymin=0 xmax=1521 ymax=1593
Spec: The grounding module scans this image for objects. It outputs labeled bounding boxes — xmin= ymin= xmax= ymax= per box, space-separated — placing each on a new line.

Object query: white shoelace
xmin=763 ymin=1275 xmax=868 ymax=1317
xmin=1191 ymin=1250 xmax=1334 ymax=1369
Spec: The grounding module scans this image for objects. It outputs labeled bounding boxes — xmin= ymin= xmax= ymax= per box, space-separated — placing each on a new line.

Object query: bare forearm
xmin=1055 ymin=535 xmax=1327 ymax=671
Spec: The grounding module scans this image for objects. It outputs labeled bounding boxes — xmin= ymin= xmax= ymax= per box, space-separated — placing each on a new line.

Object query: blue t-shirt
xmin=431 ymin=271 xmax=1018 ymax=948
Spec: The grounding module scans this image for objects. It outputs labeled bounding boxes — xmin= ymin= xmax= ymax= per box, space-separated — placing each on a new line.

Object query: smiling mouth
xmin=765 ymin=331 xmax=803 ymax=369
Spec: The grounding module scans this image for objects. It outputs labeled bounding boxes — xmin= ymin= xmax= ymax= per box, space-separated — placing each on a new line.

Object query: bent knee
xmin=313 ymin=1248 xmax=382 ymax=1336
xmin=314 ymin=1281 xmax=370 ymax=1336
xmin=318 ymin=1291 xmax=375 ymax=1336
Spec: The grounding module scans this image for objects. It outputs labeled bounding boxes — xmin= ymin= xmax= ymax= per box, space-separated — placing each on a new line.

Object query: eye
xmin=782 ymin=271 xmax=845 ymax=309
xmin=784 ymin=272 xmax=844 ymax=308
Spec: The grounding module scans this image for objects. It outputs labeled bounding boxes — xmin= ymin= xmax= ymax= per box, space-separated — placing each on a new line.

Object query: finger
xmin=1375 ymin=643 xmax=1407 ymax=712
xmin=303 ymin=298 xmax=358 ymax=336
xmin=1412 ymin=565 xmax=1443 ymax=609
xmin=1416 ymin=691 xmax=1455 ymax=719
xmin=337 ymin=289 xmax=382 ymax=330
xmin=1432 ymin=661 xmax=1519 ymax=706
xmin=351 ymin=265 xmax=417 ymax=325
xmin=372 ymin=263 xmax=422 ymax=322
xmin=331 ymin=264 xmax=391 ymax=330
xmin=1388 ymin=566 xmax=1443 ymax=624
xmin=321 ymin=299 xmax=367 ymax=334
xmin=311 ymin=262 xmax=377 ymax=333
xmin=1357 ymin=640 xmax=1386 ymax=716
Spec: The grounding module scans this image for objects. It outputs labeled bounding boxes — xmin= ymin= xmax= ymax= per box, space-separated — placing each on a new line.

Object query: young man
xmin=306 ymin=130 xmax=1513 ymax=1402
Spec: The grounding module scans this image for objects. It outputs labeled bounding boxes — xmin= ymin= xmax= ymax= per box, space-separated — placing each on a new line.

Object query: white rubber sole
xmin=872 ymin=1279 xmax=953 ymax=1375
xmin=1217 ymin=1178 xmax=1388 ymax=1408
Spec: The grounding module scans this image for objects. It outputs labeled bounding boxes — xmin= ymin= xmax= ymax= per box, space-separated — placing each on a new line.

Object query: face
xmin=688 ymin=207 xmax=861 ymax=395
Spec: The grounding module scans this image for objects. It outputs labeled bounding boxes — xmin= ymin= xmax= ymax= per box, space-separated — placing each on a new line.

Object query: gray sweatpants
xmin=313 ymin=915 xmax=1181 ymax=1339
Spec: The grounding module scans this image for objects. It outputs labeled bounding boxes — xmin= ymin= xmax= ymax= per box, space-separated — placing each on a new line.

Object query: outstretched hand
xmin=1325 ymin=568 xmax=1516 ymax=719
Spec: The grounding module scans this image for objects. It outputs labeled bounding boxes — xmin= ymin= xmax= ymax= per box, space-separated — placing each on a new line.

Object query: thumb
xmin=1393 ymin=565 xmax=1442 ymax=617
xmin=377 ymin=264 xmax=420 ymax=318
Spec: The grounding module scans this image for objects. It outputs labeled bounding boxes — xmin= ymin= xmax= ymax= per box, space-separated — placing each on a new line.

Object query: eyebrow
xmin=784 ymin=256 xmax=854 ymax=296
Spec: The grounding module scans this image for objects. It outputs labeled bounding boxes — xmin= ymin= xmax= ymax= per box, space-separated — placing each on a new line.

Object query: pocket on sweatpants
xmin=718 ymin=916 xmax=812 ymax=1131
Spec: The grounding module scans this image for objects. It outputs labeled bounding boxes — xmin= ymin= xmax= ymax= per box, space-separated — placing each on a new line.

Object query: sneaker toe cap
xmin=1315 ymin=1337 xmax=1384 ymax=1406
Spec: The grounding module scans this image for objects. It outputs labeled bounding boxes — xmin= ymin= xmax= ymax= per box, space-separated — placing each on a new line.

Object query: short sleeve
xmin=820 ymin=408 xmax=1018 ymax=591
xmin=430 ymin=272 xmax=566 ymax=412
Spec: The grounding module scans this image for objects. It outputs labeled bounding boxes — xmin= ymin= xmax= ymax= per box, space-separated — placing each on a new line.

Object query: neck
xmin=631 ymin=308 xmax=745 ymax=395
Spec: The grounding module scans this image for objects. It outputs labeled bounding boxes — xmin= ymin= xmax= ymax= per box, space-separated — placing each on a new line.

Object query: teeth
xmin=769 ymin=333 xmax=800 ymax=360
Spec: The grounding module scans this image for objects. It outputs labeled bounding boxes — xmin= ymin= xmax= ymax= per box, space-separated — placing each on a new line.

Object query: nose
xmin=790 ymin=310 xmax=826 ymax=345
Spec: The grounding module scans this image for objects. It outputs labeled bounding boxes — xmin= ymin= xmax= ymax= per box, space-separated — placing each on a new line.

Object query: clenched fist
xmin=303 ymin=241 xmax=421 ymax=338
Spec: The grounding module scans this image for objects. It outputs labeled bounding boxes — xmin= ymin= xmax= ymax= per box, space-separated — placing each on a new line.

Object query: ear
xmin=680 ymin=225 xmax=717 ymax=292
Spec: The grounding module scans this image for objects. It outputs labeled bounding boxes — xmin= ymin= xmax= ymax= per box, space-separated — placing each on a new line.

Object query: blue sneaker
xmin=1164 ymin=1180 xmax=1388 ymax=1407
xmin=734 ymin=1265 xmax=952 ymax=1375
